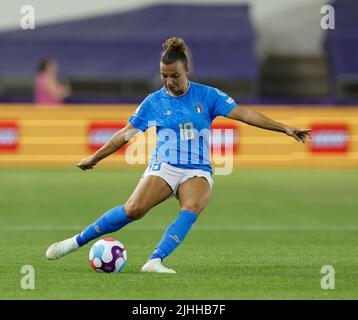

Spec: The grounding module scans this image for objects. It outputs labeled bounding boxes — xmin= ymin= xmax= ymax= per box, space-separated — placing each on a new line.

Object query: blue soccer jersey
xmin=129 ymin=81 xmax=237 ymax=174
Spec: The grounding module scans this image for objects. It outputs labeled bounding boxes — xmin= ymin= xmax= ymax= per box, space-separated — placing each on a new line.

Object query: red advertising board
xmin=88 ymin=122 xmax=127 ymax=152
xmin=310 ymin=124 xmax=349 ymax=153
xmin=0 ymin=122 xmax=19 ymax=152
xmin=211 ymin=123 xmax=239 ymax=154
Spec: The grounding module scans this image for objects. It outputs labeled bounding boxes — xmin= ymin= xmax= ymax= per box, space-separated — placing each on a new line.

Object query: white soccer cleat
xmin=46 ymin=235 xmax=80 ymax=260
xmin=141 ymin=258 xmax=176 ymax=274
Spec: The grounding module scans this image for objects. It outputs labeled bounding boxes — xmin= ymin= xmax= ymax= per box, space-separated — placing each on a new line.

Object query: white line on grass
xmin=1 ymin=225 xmax=358 ymax=231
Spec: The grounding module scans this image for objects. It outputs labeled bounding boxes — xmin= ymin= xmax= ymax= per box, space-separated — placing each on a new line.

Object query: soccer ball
xmin=89 ymin=238 xmax=127 ymax=273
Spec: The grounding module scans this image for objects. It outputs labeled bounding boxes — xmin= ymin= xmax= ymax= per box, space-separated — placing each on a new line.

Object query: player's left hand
xmin=285 ymin=127 xmax=312 ymax=143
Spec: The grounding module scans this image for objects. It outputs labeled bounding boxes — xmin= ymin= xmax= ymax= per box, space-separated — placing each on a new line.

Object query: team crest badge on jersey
xmin=195 ymin=103 xmax=203 ymax=113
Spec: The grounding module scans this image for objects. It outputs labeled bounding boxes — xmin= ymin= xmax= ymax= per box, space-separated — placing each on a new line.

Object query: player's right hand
xmin=75 ymin=156 xmax=98 ymax=171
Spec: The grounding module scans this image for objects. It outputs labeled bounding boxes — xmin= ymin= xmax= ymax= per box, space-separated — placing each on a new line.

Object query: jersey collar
xmin=163 ymin=81 xmax=191 ymax=98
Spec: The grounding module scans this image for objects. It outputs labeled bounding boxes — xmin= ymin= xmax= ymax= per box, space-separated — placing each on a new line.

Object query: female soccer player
xmin=46 ymin=37 xmax=311 ymax=273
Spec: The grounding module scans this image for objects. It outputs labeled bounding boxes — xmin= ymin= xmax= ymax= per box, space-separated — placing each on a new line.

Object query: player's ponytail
xmin=161 ymin=37 xmax=189 ymax=71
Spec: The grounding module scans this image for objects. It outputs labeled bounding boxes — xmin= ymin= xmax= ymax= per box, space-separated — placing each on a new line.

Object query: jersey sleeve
xmin=129 ymin=95 xmax=154 ymax=132
xmin=209 ymin=87 xmax=238 ymax=120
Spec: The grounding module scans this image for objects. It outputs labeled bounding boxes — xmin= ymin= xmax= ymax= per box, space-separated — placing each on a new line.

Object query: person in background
xmin=34 ymin=59 xmax=71 ymax=105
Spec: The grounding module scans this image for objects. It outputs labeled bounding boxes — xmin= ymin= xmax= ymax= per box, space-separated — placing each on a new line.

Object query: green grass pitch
xmin=0 ymin=168 xmax=357 ymax=299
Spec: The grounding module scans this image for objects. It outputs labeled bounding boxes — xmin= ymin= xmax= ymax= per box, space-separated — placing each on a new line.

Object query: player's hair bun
xmin=161 ymin=37 xmax=189 ymax=71
xmin=162 ymin=37 xmax=187 ymax=54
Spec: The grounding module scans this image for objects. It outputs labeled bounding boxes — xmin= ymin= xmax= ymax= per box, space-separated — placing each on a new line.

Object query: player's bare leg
xmin=124 ymin=175 xmax=172 ymax=220
xmin=177 ymin=176 xmax=212 ymax=215
xmin=141 ymin=177 xmax=212 ymax=273
xmin=46 ymin=175 xmax=172 ymax=260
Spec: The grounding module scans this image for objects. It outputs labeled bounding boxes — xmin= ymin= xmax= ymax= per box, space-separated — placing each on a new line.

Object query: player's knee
xmin=180 ymin=203 xmax=202 ymax=215
xmin=124 ymin=201 xmax=148 ymax=220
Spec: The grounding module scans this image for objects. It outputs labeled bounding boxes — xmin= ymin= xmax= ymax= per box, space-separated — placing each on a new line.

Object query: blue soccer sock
xmin=76 ymin=205 xmax=132 ymax=246
xmin=149 ymin=210 xmax=198 ymax=261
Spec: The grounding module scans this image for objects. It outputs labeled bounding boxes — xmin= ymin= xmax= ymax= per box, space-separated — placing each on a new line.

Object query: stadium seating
xmin=0 ymin=4 xmax=258 ymax=102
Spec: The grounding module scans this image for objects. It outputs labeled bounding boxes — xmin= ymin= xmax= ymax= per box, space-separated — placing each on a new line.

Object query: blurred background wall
xmin=1 ymin=0 xmax=347 ymax=104
xmin=0 ymin=0 xmax=332 ymax=56
xmin=0 ymin=0 xmax=357 ymax=169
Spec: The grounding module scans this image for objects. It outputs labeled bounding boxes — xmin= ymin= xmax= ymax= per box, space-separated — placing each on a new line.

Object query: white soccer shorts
xmin=142 ymin=162 xmax=213 ymax=195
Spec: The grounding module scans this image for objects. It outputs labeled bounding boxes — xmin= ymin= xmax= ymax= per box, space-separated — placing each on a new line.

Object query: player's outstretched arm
xmin=76 ymin=123 xmax=139 ymax=171
xmin=226 ymin=105 xmax=312 ymax=143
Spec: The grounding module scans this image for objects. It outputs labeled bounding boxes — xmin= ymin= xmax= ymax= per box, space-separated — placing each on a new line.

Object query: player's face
xmin=160 ymin=61 xmax=188 ymax=96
